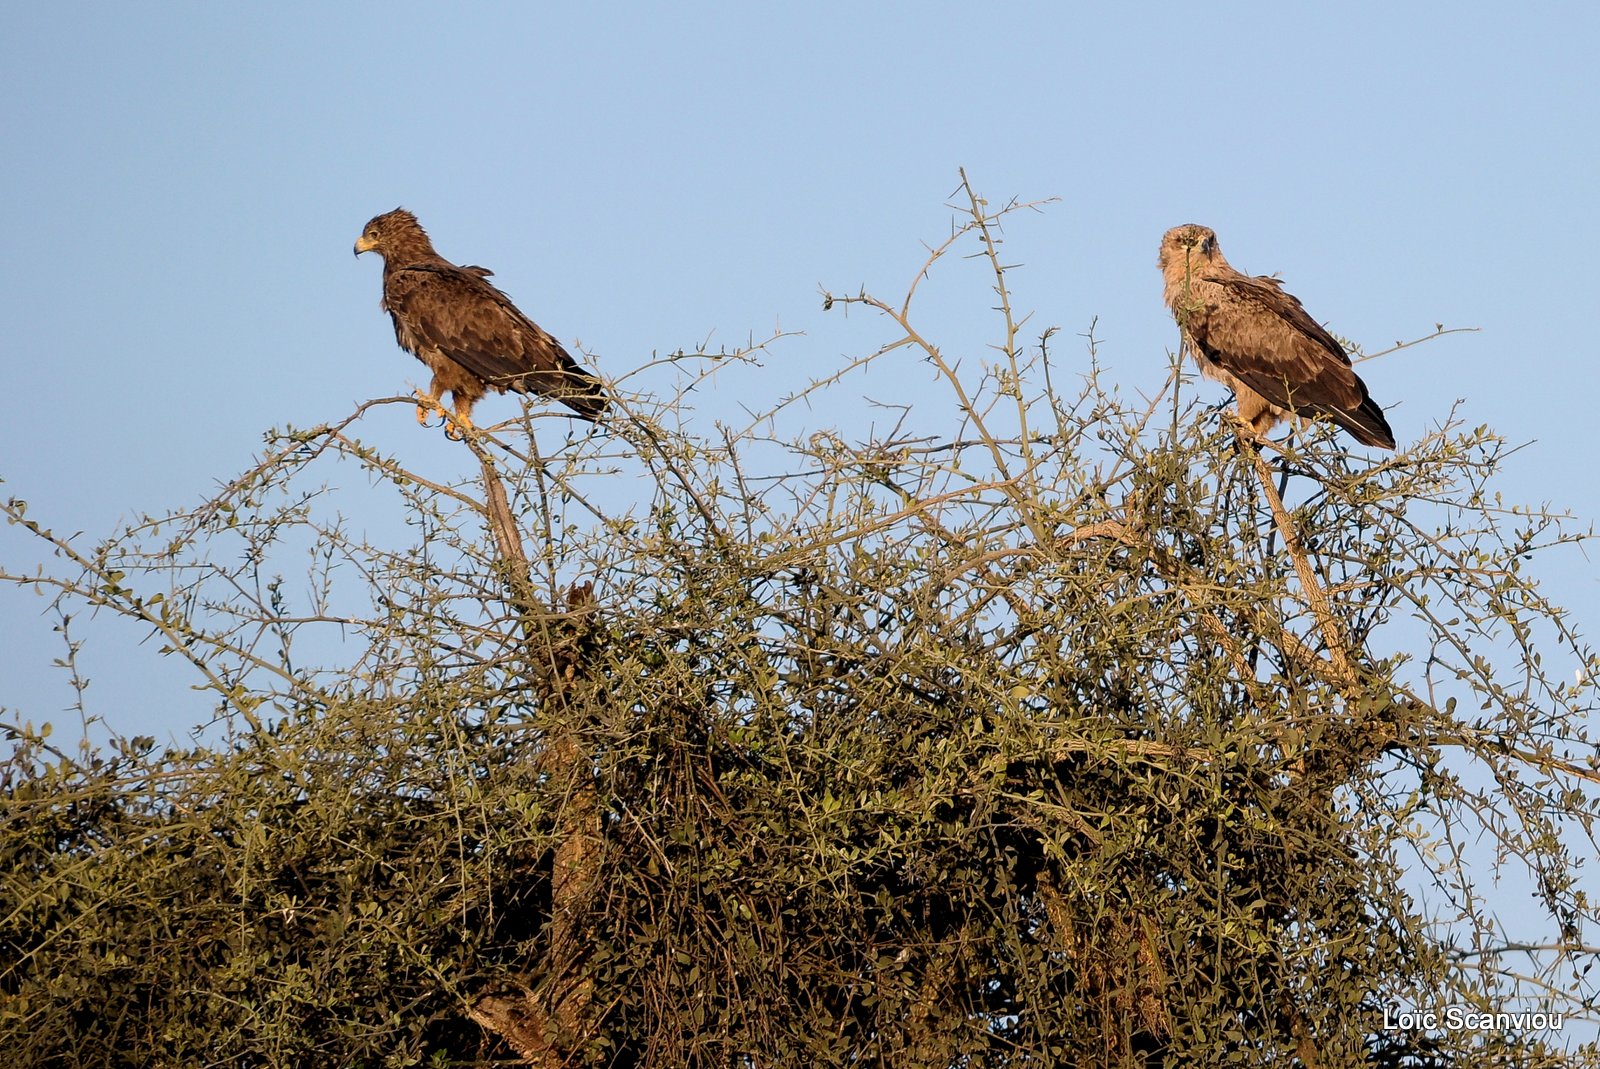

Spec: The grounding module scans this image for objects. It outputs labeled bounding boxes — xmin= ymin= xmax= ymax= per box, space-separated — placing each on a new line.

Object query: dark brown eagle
xmin=1159 ymin=224 xmax=1394 ymax=449
xmin=354 ymin=208 xmax=607 ymax=433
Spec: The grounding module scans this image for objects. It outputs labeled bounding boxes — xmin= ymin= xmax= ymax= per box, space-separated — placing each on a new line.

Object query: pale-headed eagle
xmin=355 ymin=209 xmax=607 ymax=433
xmin=1158 ymin=224 xmax=1394 ymax=449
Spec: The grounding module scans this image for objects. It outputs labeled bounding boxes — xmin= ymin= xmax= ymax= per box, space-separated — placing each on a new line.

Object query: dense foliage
xmin=4 ymin=186 xmax=1596 ymax=1066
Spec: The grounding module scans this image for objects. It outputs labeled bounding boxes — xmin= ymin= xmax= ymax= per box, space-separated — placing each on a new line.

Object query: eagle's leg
xmin=414 ymin=387 xmax=449 ymax=428
xmin=442 ymin=405 xmax=476 ymax=442
xmin=1235 ymin=391 xmax=1285 ymax=439
xmin=1224 ymin=413 xmax=1260 ymax=457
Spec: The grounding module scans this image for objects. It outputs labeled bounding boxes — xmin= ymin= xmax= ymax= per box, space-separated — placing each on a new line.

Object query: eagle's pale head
xmin=1158 ymin=224 xmax=1222 ymax=274
xmin=354 ymin=207 xmax=431 ymax=261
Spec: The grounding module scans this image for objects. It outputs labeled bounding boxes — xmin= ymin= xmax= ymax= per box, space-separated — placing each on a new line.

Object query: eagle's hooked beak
xmin=354 ymin=235 xmax=377 ymax=257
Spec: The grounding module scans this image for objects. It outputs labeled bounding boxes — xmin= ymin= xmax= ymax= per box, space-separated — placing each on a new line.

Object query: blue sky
xmin=2 ymin=0 xmax=1598 ymax=1045
xmin=3 ymin=2 xmax=1595 ymax=732
xmin=2 ymin=1 xmax=1594 ymax=730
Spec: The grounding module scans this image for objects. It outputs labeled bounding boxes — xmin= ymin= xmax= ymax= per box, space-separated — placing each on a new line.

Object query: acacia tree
xmin=3 ymin=178 xmax=1597 ymax=1067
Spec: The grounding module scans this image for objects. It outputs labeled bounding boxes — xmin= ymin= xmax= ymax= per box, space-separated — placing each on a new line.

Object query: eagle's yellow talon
xmin=414 ymin=389 xmax=448 ymax=429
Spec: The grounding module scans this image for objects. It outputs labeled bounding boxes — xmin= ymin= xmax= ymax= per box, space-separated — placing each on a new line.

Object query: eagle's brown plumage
xmin=354 ymin=208 xmax=607 ymax=431
xmin=1159 ymin=224 xmax=1395 ymax=449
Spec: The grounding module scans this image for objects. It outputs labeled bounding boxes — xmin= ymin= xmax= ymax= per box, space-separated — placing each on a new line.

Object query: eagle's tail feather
xmin=1333 ymin=399 xmax=1396 ymax=450
xmin=549 ymin=370 xmax=608 ymax=422
xmin=560 ymin=384 xmax=609 ymax=422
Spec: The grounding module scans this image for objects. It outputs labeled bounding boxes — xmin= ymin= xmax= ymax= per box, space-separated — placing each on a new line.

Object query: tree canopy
xmin=3 ymin=181 xmax=1596 ymax=1067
